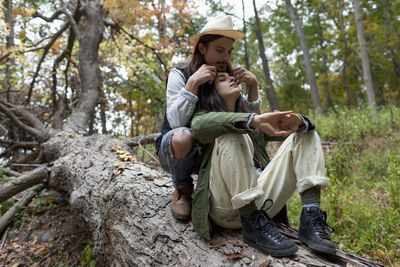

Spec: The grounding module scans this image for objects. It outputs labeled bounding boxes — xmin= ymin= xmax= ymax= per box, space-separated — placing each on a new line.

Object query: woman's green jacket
xmin=190 ymin=110 xmax=285 ymax=240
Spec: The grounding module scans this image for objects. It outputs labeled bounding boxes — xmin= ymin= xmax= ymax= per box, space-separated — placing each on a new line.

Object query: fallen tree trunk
xmin=39 ymin=132 xmax=382 ymax=266
xmin=0 ymin=165 xmax=49 ymax=202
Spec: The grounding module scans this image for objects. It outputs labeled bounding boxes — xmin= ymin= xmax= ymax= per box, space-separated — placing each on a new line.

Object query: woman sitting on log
xmin=190 ymin=72 xmax=336 ymax=257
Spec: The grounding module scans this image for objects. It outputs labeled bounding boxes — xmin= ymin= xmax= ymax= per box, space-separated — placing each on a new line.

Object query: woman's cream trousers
xmin=208 ymin=131 xmax=330 ymax=229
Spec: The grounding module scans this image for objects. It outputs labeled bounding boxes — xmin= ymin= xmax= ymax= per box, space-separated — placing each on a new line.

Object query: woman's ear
xmin=198 ymin=43 xmax=206 ymax=55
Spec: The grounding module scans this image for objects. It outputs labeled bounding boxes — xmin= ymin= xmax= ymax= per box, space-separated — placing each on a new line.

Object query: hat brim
xmin=189 ymin=30 xmax=245 ymax=46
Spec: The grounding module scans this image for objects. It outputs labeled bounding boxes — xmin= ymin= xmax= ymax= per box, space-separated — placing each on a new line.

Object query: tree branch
xmin=0 ymin=165 xmax=49 ymax=203
xmin=125 ymin=133 xmax=160 ymax=148
xmin=0 ymin=184 xmax=44 ymax=234
xmin=104 ymin=19 xmax=168 ymax=72
xmin=3 ymin=102 xmax=48 ymax=133
xmin=33 ymin=10 xmax=64 ymax=22
xmin=62 ymin=9 xmax=81 ymax=40
xmin=26 ymin=21 xmax=70 ymax=104
xmin=0 ymin=102 xmax=50 ymax=142
xmin=0 ymin=167 xmax=21 ymax=177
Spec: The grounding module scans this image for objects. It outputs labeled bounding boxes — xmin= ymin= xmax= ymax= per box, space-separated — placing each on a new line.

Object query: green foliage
xmin=81 ymin=241 xmax=96 ymax=267
xmin=288 ymin=106 xmax=400 ymax=265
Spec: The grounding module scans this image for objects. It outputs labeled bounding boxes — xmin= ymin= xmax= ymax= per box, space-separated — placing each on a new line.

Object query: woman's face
xmin=214 ymin=72 xmax=241 ymax=101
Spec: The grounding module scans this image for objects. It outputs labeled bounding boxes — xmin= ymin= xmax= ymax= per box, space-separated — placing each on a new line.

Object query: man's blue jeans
xmin=158 ymin=127 xmax=197 ymax=187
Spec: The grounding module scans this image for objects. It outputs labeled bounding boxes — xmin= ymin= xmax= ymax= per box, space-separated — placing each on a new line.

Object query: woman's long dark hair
xmin=194 ymin=80 xmax=252 ymax=114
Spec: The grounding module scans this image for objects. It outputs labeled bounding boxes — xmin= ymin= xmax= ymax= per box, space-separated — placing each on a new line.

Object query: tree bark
xmin=0 ymin=165 xmax=49 ymax=202
xmin=338 ymin=0 xmax=352 ymax=108
xmin=316 ymin=8 xmax=333 ymax=109
xmin=241 ymin=0 xmax=250 ymax=94
xmin=352 ymin=0 xmax=377 ymax=111
xmin=285 ymin=0 xmax=324 ymax=113
xmin=39 ymin=133 xmax=383 ymax=266
xmin=252 ymin=0 xmax=280 ymax=111
xmin=381 ymin=0 xmax=400 ymax=88
xmin=64 ymin=0 xmax=105 ymax=132
xmin=3 ymin=0 xmax=15 ymax=102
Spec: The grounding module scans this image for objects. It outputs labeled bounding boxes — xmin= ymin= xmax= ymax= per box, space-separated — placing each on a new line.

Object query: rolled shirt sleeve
xmin=243 ymin=94 xmax=261 ymax=113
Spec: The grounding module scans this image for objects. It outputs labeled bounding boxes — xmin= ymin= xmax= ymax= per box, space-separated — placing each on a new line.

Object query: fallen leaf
xmin=228 ymin=253 xmax=246 ymax=260
xmin=11 ymin=262 xmax=23 ymax=267
xmin=230 ymin=240 xmax=248 ymax=247
xmin=209 ymin=239 xmax=225 ymax=246
xmin=32 ymin=233 xmax=38 ymax=244
xmin=259 ymin=259 xmax=271 ymax=267
xmin=33 ymin=246 xmax=49 ymax=256
xmin=6 ymin=253 xmax=16 ymax=263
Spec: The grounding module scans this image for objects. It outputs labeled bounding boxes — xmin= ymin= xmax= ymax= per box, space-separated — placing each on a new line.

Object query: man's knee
xmin=171 ymin=129 xmax=193 ymax=159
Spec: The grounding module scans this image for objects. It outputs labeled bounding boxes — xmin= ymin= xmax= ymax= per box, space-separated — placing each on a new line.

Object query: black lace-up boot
xmin=298 ymin=206 xmax=336 ymax=255
xmin=241 ymin=200 xmax=298 ymax=257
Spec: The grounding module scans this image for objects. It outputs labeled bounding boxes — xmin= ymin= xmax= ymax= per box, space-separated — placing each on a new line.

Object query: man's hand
xmin=185 ymin=64 xmax=216 ymax=95
xmin=250 ymin=111 xmax=303 ymax=137
xmin=232 ymin=66 xmax=257 ymax=87
xmin=232 ymin=66 xmax=258 ymax=101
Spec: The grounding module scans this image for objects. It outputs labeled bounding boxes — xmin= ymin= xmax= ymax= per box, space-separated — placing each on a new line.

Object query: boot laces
xmin=256 ymin=199 xmax=286 ymax=243
xmin=307 ymin=208 xmax=334 ymax=240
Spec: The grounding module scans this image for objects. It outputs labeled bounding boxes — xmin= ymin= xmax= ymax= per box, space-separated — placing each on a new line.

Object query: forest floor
xmin=0 ymin=189 xmax=94 ymax=267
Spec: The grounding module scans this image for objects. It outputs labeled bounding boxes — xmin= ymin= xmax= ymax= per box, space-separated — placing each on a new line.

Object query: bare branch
xmin=52 ymin=95 xmax=67 ymax=130
xmin=0 ymin=167 xmax=21 ymax=177
xmin=0 ymin=165 xmax=49 ymax=203
xmin=0 ymin=184 xmax=44 ymax=234
xmin=125 ymin=133 xmax=160 ymax=148
xmin=26 ymin=21 xmax=70 ymax=104
xmin=134 ymin=61 xmax=163 ymax=85
xmin=105 ymin=19 xmax=168 ymax=72
xmin=62 ymin=9 xmax=81 ymax=40
xmin=0 ymin=141 xmax=39 ymax=158
xmin=33 ymin=10 xmax=64 ymax=22
xmin=3 ymin=102 xmax=48 ymax=134
xmin=0 ymin=102 xmax=50 ymax=142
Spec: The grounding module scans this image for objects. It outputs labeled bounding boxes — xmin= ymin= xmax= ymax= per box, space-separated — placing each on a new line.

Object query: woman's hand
xmin=250 ymin=111 xmax=302 ymax=137
xmin=185 ymin=64 xmax=216 ymax=95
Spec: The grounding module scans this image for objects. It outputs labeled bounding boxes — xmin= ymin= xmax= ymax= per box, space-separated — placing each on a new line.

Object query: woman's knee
xmin=171 ymin=129 xmax=193 ymax=159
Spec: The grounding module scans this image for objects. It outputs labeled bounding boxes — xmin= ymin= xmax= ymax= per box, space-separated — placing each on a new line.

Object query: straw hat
xmin=189 ymin=15 xmax=245 ymax=46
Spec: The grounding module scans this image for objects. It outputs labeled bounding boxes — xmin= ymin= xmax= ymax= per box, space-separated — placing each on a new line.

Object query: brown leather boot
xmin=171 ymin=186 xmax=192 ymax=220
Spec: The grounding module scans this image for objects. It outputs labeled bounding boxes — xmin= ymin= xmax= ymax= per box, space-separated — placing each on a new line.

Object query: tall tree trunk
xmin=241 ymin=0 xmax=250 ymax=94
xmin=64 ymin=0 xmax=105 ymax=132
xmin=316 ymin=8 xmax=332 ymax=109
xmin=252 ymin=0 xmax=280 ymax=111
xmin=3 ymin=0 xmax=15 ymax=102
xmin=285 ymin=0 xmax=324 ymax=113
xmin=241 ymin=0 xmax=250 ymax=71
xmin=338 ymin=0 xmax=352 ymax=108
xmin=381 ymin=0 xmax=400 ymax=88
xmin=352 ymin=0 xmax=377 ymax=111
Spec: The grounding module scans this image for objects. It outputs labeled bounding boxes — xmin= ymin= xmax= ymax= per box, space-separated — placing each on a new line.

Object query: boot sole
xmin=171 ymin=210 xmax=191 ymax=221
xmin=243 ymin=237 xmax=298 ymax=257
xmin=298 ymin=232 xmax=336 ymax=255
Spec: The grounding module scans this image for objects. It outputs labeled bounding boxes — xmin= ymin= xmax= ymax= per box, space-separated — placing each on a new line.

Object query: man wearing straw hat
xmin=156 ymin=15 xmax=336 ymax=257
xmin=156 ymin=15 xmax=260 ymax=221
